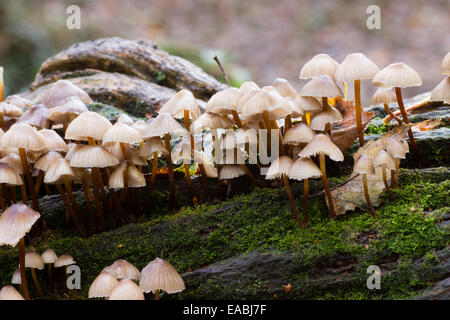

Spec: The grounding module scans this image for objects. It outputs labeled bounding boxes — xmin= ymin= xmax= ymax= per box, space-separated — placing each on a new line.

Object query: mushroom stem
xmin=383 ymin=103 xmax=402 ymax=126
xmin=395 ymin=87 xmax=421 ymax=165
xmin=240 ymin=163 xmax=261 ymax=189
xmin=63 ymin=176 xmax=92 ymax=235
xmin=354 ymin=80 xmax=365 ymax=147
xmin=302 ymin=179 xmax=310 ymax=224
xmin=147 ymin=152 xmax=159 ymax=206
xmin=154 ymin=289 xmax=160 ymax=300
xmin=81 ymin=176 xmax=100 ymax=232
xmin=55 ymin=183 xmax=86 ymax=237
xmin=381 ymin=164 xmax=391 ymax=194
xmin=19 ymin=238 xmax=30 ymax=300
xmin=47 ymin=264 xmax=54 ymax=290
xmin=319 ymin=153 xmax=336 ymax=219
xmin=231 ymin=110 xmax=243 ymax=128
xmin=0 ymin=184 xmax=6 ymax=210
xmin=164 ymin=134 xmax=176 ymax=207
xmin=394 ymin=158 xmax=400 ymax=188
xmin=390 ymin=169 xmax=395 ymax=188
xmin=10 ymin=186 xmax=16 ymax=203
xmin=18 ymin=148 xmax=40 ymax=212
xmin=261 ymin=110 xmax=272 ymax=154
xmin=183 ymin=110 xmax=197 ymax=202
xmin=20 ymin=176 xmax=28 ymax=204
xmin=282 ymin=174 xmax=304 ymax=228
xmin=362 ymin=174 xmax=376 ymax=216
xmin=35 ymin=170 xmax=44 ymax=194
xmin=31 ymin=268 xmax=44 ymax=299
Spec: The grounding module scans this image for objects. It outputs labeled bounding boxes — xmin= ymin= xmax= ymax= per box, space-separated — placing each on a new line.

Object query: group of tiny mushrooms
xmin=0 ymin=51 xmax=448 ymax=299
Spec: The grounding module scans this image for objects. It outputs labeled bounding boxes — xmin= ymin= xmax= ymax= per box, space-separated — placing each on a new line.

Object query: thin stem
xmin=81 ymin=176 xmax=100 ymax=232
xmin=164 ymin=134 xmax=176 ymax=207
xmin=20 ymin=176 xmax=28 ymax=204
xmin=319 ymin=153 xmax=336 ymax=219
xmin=31 ymin=268 xmax=44 ymax=299
xmin=362 ymin=174 xmax=376 ymax=216
xmin=19 ymin=238 xmax=30 ymax=300
xmin=55 ymin=183 xmax=86 ymax=237
xmin=394 ymin=158 xmax=400 ymax=188
xmin=10 ymin=186 xmax=16 ymax=203
xmin=35 ymin=170 xmax=44 ymax=194
xmin=383 ymin=103 xmax=402 ymax=126
xmin=343 ymin=81 xmax=348 ymax=100
xmin=47 ymin=264 xmax=53 ymax=291
xmin=381 ymin=164 xmax=391 ymax=195
xmin=147 ymin=153 xmax=159 ymax=206
xmin=231 ymin=110 xmax=243 ymax=128
xmin=18 ymin=148 xmax=40 ymax=211
xmin=0 ymin=184 xmax=5 ymax=210
xmin=63 ymin=176 xmax=92 ymax=235
xmin=213 ymin=55 xmax=231 ymax=87
xmin=282 ymin=174 xmax=304 ymax=228
xmin=302 ymin=179 xmax=310 ymax=224
xmin=354 ymin=80 xmax=365 ymax=147
xmin=154 ymin=289 xmax=160 ymax=300
xmin=390 ymin=169 xmax=395 ymax=189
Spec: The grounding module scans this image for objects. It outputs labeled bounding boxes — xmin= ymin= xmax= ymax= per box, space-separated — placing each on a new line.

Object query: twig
xmin=213 ymin=55 xmax=231 ymax=87
xmin=309 ymin=174 xmax=360 ymax=198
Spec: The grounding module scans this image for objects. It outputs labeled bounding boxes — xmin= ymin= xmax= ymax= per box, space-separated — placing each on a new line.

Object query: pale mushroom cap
xmin=126 ymin=146 xmax=147 ymax=166
xmin=42 ymin=79 xmax=93 ymax=108
xmin=130 ymin=120 xmax=150 ymax=137
xmin=372 ymin=62 xmax=422 ymax=88
xmin=309 ymin=107 xmax=343 ymax=131
xmin=373 ymin=150 xmax=396 ymax=170
xmin=370 ymin=88 xmax=398 ymax=106
xmin=442 ymin=52 xmax=450 ymax=75
xmin=430 ymin=77 xmax=450 ymax=102
xmin=196 ymin=151 xmax=218 ymax=178
xmin=159 ymin=89 xmax=201 ymax=120
xmin=0 ymin=163 xmax=23 ymax=185
xmin=11 ymin=269 xmax=21 ymax=284
xmin=219 ymin=131 xmax=238 ymax=151
xmin=391 ymin=134 xmax=410 ymax=153
xmin=0 ymin=153 xmax=23 ymax=174
xmin=240 ymin=91 xmax=292 ymax=120
xmin=0 ymin=285 xmax=25 ymax=300
xmin=54 ymin=254 xmax=75 ymax=267
xmin=64 ymin=143 xmax=82 ymax=161
xmin=108 ymin=161 xmax=127 ymax=189
xmin=239 ymin=81 xmax=260 ymax=94
xmin=335 ymin=53 xmax=380 ymax=82
xmin=44 ymin=158 xmax=74 ymax=184
xmin=116 ymin=113 xmax=134 ymax=126
xmin=65 ymin=111 xmax=112 ymax=141
xmin=284 ymin=97 xmax=304 ymax=118
xmin=0 ymin=204 xmax=40 ymax=246
xmin=25 ymin=251 xmax=45 ymax=270
xmin=47 ymin=97 xmax=89 ymax=124
xmin=139 ymin=137 xmax=168 ymax=158
xmin=35 ymin=151 xmax=65 ymax=173
xmin=1 ymin=123 xmax=47 ymax=151
xmin=88 ymin=271 xmax=119 ymax=298
xmin=299 ymin=53 xmax=340 ymax=79
xmin=206 ymin=87 xmax=243 ymax=114
xmin=0 ymin=102 xmax=23 ymax=118
xmin=109 ymin=279 xmax=145 ymax=300
xmin=70 ymin=145 xmax=119 ymax=168
xmin=127 ymin=164 xmax=146 ymax=188
xmin=142 ymin=113 xmax=186 ymax=138
xmin=102 ymin=259 xmax=141 ymax=280
xmin=289 ymin=158 xmax=322 ymax=181
xmin=354 ymin=154 xmax=375 ymax=175
xmin=219 ymin=164 xmax=246 ymax=180
xmin=17 ymin=105 xmax=50 ymax=129
xmin=272 ymin=78 xmax=298 ymax=98
xmin=265 ymin=156 xmax=294 ymax=180
xmin=283 ymin=122 xmax=316 ymax=145
xmin=41 ymin=249 xmax=58 ymax=264
xmin=102 ymin=122 xmax=143 ymax=146
xmin=294 ymin=95 xmax=322 ymax=112
xmin=300 ymin=75 xmax=343 ymax=98
xmin=386 ymin=137 xmax=408 ymax=159
xmin=298 ymin=133 xmax=344 ymax=162
xmin=190 ymin=112 xmax=233 ymax=133
xmin=5 ymin=95 xmax=33 ymax=110
xmin=39 ymin=129 xmax=68 ymax=153
xmin=139 ymin=257 xmax=185 ymax=294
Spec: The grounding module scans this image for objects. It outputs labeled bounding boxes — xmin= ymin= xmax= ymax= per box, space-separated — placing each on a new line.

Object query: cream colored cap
xmin=41 ymin=248 xmax=58 ymax=264
xmin=294 ymin=95 xmax=322 ymax=112
xmin=0 ymin=163 xmax=23 ymax=185
xmin=190 ymin=112 xmax=233 ymax=133
xmin=11 ymin=269 xmax=21 ymax=284
xmin=289 ymin=158 xmax=322 ymax=181
xmin=206 ymin=87 xmax=243 ymax=114
xmin=109 ymin=279 xmax=144 ymax=300
xmin=300 ymin=75 xmax=343 ymax=98
xmin=309 ymin=107 xmax=343 ymax=131
xmin=299 ymin=53 xmax=339 ymax=79
xmin=17 ymin=105 xmax=49 ymax=129
xmin=69 ymin=145 xmax=119 ymax=168
xmin=88 ymin=271 xmax=119 ymax=298
xmin=370 ymin=88 xmax=397 ymax=106
xmin=0 ymin=204 xmax=40 ymax=246
xmin=54 ymin=254 xmax=76 ymax=267
xmin=65 ymin=111 xmax=112 ymax=141
xmin=441 ymin=52 xmax=450 ymax=75
xmin=299 ymin=133 xmax=344 ymax=162
xmin=39 ymin=129 xmax=68 ymax=153
xmin=141 ymin=113 xmax=186 ymax=138
xmin=44 ymin=158 xmax=75 ymax=184
xmin=373 ymin=150 xmax=396 ymax=170
xmin=159 ymin=89 xmax=201 ymax=120
xmin=0 ymin=102 xmax=23 ymax=118
xmin=102 ymin=259 xmax=141 ymax=280
xmin=265 ymin=156 xmax=294 ymax=179
xmin=335 ymin=53 xmax=380 ymax=82
xmin=116 ymin=113 xmax=134 ymax=126
xmin=372 ymin=62 xmax=422 ymax=88
xmin=139 ymin=137 xmax=168 ymax=159
xmin=354 ymin=154 xmax=375 ymax=175
xmin=219 ymin=164 xmax=246 ymax=180
xmin=139 ymin=257 xmax=185 ymax=294
xmin=25 ymin=251 xmax=45 ymax=270
xmin=102 ymin=122 xmax=142 ymax=146
xmin=272 ymin=78 xmax=297 ymax=98
xmin=42 ymin=79 xmax=93 ymax=108
xmin=283 ymin=123 xmax=315 ymax=145
xmin=0 ymin=285 xmax=25 ymax=300
xmin=34 ymin=151 xmax=64 ymax=172
xmin=1 ymin=123 xmax=47 ymax=151
xmin=430 ymin=77 xmax=450 ymax=102
xmin=4 ymin=95 xmax=33 ymax=110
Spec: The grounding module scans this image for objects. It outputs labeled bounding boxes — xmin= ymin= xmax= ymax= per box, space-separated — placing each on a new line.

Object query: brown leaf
xmin=412 ymin=118 xmax=444 ymax=132
xmin=282 ymin=283 xmax=292 ymax=293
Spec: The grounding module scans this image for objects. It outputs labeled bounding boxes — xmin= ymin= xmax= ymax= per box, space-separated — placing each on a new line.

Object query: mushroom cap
xmin=34 ymin=151 xmax=64 ymax=172
xmin=65 ymin=111 xmax=112 ymax=141
xmin=240 ymin=91 xmax=292 ymax=121
xmin=372 ymin=62 xmax=422 ymax=88
xmin=430 ymin=77 xmax=450 ymax=102
xmin=69 ymin=145 xmax=119 ymax=168
xmin=116 ymin=113 xmax=134 ymax=126
xmin=289 ymin=158 xmax=322 ymax=181
xmin=298 ymin=133 xmax=344 ymax=162
xmin=41 ymin=249 xmax=58 ymax=264
xmin=88 ymin=271 xmax=119 ymax=298
xmin=139 ymin=257 xmax=185 ymax=294
xmin=265 ymin=156 xmax=294 ymax=180
xmin=44 ymin=159 xmax=74 ymax=184
xmin=300 ymin=75 xmax=343 ymax=98
xmin=299 ymin=53 xmax=340 ymax=79
xmin=103 ymin=259 xmax=141 ymax=280
xmin=373 ymin=150 xmax=396 ymax=170
xmin=142 ymin=113 xmax=186 ymax=138
xmin=219 ymin=164 xmax=246 ymax=180
xmin=108 ymin=161 xmax=127 ymax=189
xmin=196 ymin=151 xmax=218 ymax=178
xmin=0 ymin=153 xmax=23 ymax=174
xmin=126 ymin=146 xmax=147 ymax=166
xmin=294 ymin=95 xmax=322 ymax=112
xmin=5 ymin=95 xmax=33 ymax=110
xmin=283 ymin=122 xmax=316 ymax=145
xmin=272 ymin=78 xmax=297 ymax=98
xmin=102 ymin=122 xmax=142 ymax=146
xmin=127 ymin=164 xmax=146 ymax=188
xmin=206 ymin=87 xmax=243 ymax=114
xmin=25 ymin=251 xmax=45 ymax=270
xmin=47 ymin=97 xmax=89 ymax=124
xmin=235 ymin=127 xmax=258 ymax=146
xmin=159 ymin=89 xmax=201 ymax=120
xmin=386 ymin=136 xmax=409 ymax=159
xmin=0 ymin=163 xmax=23 ymax=185
xmin=130 ymin=120 xmax=150 ymax=137
xmin=442 ymin=52 xmax=450 ymax=75
xmin=190 ymin=112 xmax=233 ymax=133
xmin=17 ymin=105 xmax=50 ymax=129
xmin=239 ymin=81 xmax=260 ymax=94
xmin=354 ymin=154 xmax=375 ymax=175
xmin=11 ymin=269 xmax=21 ymax=284
xmin=370 ymin=88 xmax=398 ymax=106
xmin=39 ymin=129 xmax=68 ymax=153
xmin=42 ymin=80 xmax=93 ymax=108
xmin=0 ymin=102 xmax=23 ymax=118
xmin=139 ymin=137 xmax=168 ymax=158
xmin=0 ymin=204 xmax=40 ymax=246
xmin=109 ymin=279 xmax=145 ymax=300
xmin=1 ymin=123 xmax=47 ymax=151
xmin=335 ymin=53 xmax=380 ymax=82
xmin=309 ymin=107 xmax=343 ymax=131
xmin=54 ymin=254 xmax=75 ymax=267
xmin=0 ymin=285 xmax=25 ymax=300
xmin=64 ymin=143 xmax=82 ymax=161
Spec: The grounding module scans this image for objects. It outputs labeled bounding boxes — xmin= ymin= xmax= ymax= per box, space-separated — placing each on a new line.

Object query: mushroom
xmin=299 ymin=134 xmax=344 ymax=219
xmin=441 ymin=52 xmax=450 ymax=75
xmin=0 ymin=204 xmax=41 ymax=299
xmin=116 ymin=113 xmax=134 ymax=126
xmin=139 ymin=257 xmax=185 ymax=300
xmin=0 ymin=285 xmax=25 ymax=300
xmin=354 ymin=154 xmax=376 ymax=216
xmin=272 ymin=78 xmax=299 ymax=137
xmin=0 ymin=162 xmax=23 ymax=209
xmin=47 ymin=97 xmax=89 ymax=135
xmin=370 ymin=88 xmax=402 ymax=126
xmin=42 ymin=79 xmax=93 ymax=108
xmin=24 ymin=251 xmax=45 ymax=298
xmin=385 ymin=136 xmax=409 ymax=188
xmin=109 ymin=279 xmax=144 ymax=300
xmin=335 ymin=53 xmax=380 ymax=146
xmin=54 ymin=254 xmax=76 ymax=285
xmin=293 ymin=95 xmax=322 ymax=126
xmin=0 ymin=101 xmax=23 ymax=126
xmin=102 ymin=259 xmax=141 ymax=280
xmin=88 ymin=271 xmax=119 ymax=299
xmin=0 ymin=153 xmax=26 ymax=205
xmin=17 ymin=105 xmax=50 ymax=129
xmin=299 ymin=54 xmax=339 ymax=80
xmin=430 ymin=77 xmax=450 ymax=102
xmin=41 ymin=249 xmax=58 ymax=289
xmin=33 ymin=151 xmax=63 ymax=194
xmin=39 ymin=129 xmax=68 ymax=154
xmin=207 ymin=87 xmax=244 ymax=128
xmin=372 ymin=62 xmax=422 ymax=163
xmin=373 ymin=150 xmax=396 ymax=194
xmin=266 ymin=156 xmax=304 ymax=227
xmin=5 ymin=95 xmax=33 ymax=110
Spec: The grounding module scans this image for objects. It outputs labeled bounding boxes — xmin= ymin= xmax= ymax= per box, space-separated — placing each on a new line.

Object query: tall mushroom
xmin=354 ymin=154 xmax=376 ymax=216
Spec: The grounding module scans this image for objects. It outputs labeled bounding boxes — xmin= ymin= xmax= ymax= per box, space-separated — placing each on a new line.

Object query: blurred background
xmin=0 ymin=0 xmax=449 ymax=103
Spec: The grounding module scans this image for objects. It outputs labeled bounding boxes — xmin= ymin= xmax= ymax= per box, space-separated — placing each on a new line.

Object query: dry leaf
xmin=282 ymin=283 xmax=292 ymax=293
xmin=412 ymin=118 xmax=444 ymax=132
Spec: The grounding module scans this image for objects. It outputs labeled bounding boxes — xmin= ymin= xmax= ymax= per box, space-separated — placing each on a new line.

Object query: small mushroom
xmin=42 ymin=80 xmax=93 ymax=108
xmin=385 ymin=136 xmax=409 ymax=188
xmin=41 ymin=249 xmax=58 ymax=289
xmin=24 ymin=251 xmax=45 ymax=298
xmin=354 ymin=154 xmax=376 ymax=216
xmin=0 ymin=285 xmax=25 ymax=300
xmin=373 ymin=150 xmax=396 ymax=194
xmin=88 ymin=271 xmax=118 ymax=299
xmin=102 ymin=259 xmax=141 ymax=280
xmin=370 ymin=88 xmax=402 ymax=126
xmin=109 ymin=279 xmax=144 ymax=300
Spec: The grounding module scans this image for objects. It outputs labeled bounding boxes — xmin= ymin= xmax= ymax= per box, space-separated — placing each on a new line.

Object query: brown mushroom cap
xmin=0 ymin=285 xmax=25 ymax=300
xmin=159 ymin=89 xmax=201 ymax=120
xmin=88 ymin=271 xmax=119 ymax=298
xmin=283 ymin=122 xmax=315 ymax=145
xmin=372 ymin=62 xmax=422 ymax=88
xmin=370 ymin=88 xmax=398 ymax=106
xmin=102 ymin=259 xmax=141 ymax=280
xmin=335 ymin=53 xmax=380 ymax=82
xmin=69 ymin=145 xmax=119 ymax=168
xmin=1 ymin=123 xmax=47 ymax=151
xmin=265 ymin=156 xmax=294 ymax=180
xmin=354 ymin=154 xmax=375 ymax=175
xmin=25 ymin=251 xmax=45 ymax=270
xmin=442 ymin=52 xmax=450 ymax=76
xmin=54 ymin=254 xmax=75 ymax=268
xmin=42 ymin=80 xmax=93 ymax=108
xmin=298 ymin=133 xmax=344 ymax=162
xmin=373 ymin=150 xmax=396 ymax=170
xmin=0 ymin=204 xmax=40 ymax=246
xmin=300 ymin=75 xmax=343 ymax=98
xmin=430 ymin=77 xmax=450 ymax=102
xmin=139 ymin=257 xmax=185 ymax=294
xmin=272 ymin=78 xmax=298 ymax=98
xmin=299 ymin=53 xmax=340 ymax=79
xmin=41 ymin=249 xmax=58 ymax=264
xmin=289 ymin=158 xmax=322 ymax=181
xmin=109 ymin=279 xmax=144 ymax=300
